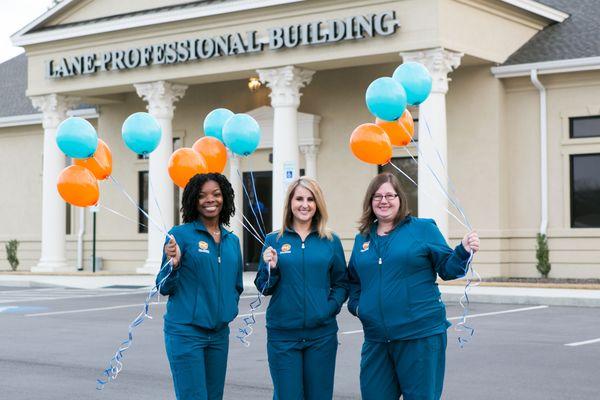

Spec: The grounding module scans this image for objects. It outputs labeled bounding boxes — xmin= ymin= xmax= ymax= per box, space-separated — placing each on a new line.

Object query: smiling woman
xmin=155 ymin=173 xmax=243 ymax=400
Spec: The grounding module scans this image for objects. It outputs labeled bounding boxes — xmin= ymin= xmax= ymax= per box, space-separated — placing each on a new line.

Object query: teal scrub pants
xmin=360 ymin=333 xmax=447 ymax=400
xmin=267 ymin=333 xmax=338 ymax=400
xmin=164 ymin=330 xmax=229 ymax=400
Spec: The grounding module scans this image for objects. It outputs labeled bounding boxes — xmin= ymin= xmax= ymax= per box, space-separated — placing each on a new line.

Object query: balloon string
xmin=386 ymin=162 xmax=468 ymax=230
xmin=233 ymin=215 xmax=265 ymax=246
xmin=235 ymin=167 xmax=266 ymax=239
xmin=415 ymin=111 xmax=480 ymax=346
xmin=99 ymin=204 xmax=150 ymax=231
xmin=236 ymin=266 xmax=271 ymax=347
xmin=96 ymin=258 xmax=173 ymax=389
xmin=108 ymin=175 xmax=168 ymax=237
xmin=249 ymin=169 xmax=267 ymax=236
xmin=149 ymin=177 xmax=169 ymax=234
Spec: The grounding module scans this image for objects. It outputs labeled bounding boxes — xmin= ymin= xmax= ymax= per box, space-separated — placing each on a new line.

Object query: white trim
xmin=492 ymin=57 xmax=600 ymax=78
xmin=0 ymin=108 xmax=98 ymax=128
xmin=10 ymin=0 xmax=76 ymax=42
xmin=11 ymin=0 xmax=304 ymax=46
xmin=498 ymin=0 xmax=569 ymax=22
xmin=530 ymin=69 xmax=548 ymax=236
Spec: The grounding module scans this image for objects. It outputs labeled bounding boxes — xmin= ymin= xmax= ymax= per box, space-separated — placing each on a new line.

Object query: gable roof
xmin=503 ymin=0 xmax=600 ymax=65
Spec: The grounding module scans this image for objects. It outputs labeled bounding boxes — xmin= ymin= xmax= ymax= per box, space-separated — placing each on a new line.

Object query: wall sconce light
xmin=248 ymin=77 xmax=262 ymax=92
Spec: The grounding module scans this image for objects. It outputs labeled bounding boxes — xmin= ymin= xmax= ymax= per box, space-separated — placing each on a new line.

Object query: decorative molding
xmin=400 ymin=48 xmax=463 ymax=94
xmin=11 ymin=0 xmax=305 ymax=46
xmin=492 ymin=56 xmax=600 ymax=78
xmin=257 ymin=66 xmax=314 ymax=108
xmin=29 ymin=94 xmax=80 ymax=130
xmin=134 ymin=81 xmax=187 ymax=119
xmin=498 ymin=0 xmax=569 ymax=23
xmin=0 ymin=108 xmax=98 ymax=129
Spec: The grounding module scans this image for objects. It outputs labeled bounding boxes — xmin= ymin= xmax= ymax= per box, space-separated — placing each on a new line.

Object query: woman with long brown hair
xmin=348 ymin=172 xmax=479 ymax=400
xmin=254 ymin=177 xmax=349 ymax=400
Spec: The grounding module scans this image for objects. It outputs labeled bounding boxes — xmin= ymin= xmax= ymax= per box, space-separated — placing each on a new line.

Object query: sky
xmin=0 ymin=0 xmax=54 ymax=63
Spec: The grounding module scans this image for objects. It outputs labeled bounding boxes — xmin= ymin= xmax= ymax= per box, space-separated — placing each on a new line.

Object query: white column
xmin=228 ymin=151 xmax=244 ymax=256
xmin=30 ymin=94 xmax=78 ymax=272
xmin=400 ymin=48 xmax=462 ymax=238
xmin=135 ymin=81 xmax=187 ymax=274
xmin=299 ymin=144 xmax=319 ymax=180
xmin=257 ymin=66 xmax=314 ymax=230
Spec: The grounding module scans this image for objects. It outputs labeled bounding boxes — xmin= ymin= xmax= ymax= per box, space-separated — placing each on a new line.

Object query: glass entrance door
xmin=242 ymin=171 xmax=272 ymax=271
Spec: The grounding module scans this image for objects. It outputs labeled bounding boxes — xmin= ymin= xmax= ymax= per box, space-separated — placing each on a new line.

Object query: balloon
xmin=168 ymin=148 xmax=208 ymax=188
xmin=365 ymin=77 xmax=407 ymax=121
xmin=57 ymin=165 xmax=99 ymax=207
xmin=204 ymin=108 xmax=234 ymax=142
xmin=192 ymin=136 xmax=228 ymax=173
xmin=121 ymin=112 xmax=162 ymax=155
xmin=349 ymin=123 xmax=392 ymax=165
xmin=73 ymin=139 xmax=112 ymax=180
xmin=392 ymin=62 xmax=432 ymax=105
xmin=56 ymin=117 xmax=98 ymax=159
xmin=222 ymin=114 xmax=261 ymax=156
xmin=376 ymin=109 xmax=414 ymax=146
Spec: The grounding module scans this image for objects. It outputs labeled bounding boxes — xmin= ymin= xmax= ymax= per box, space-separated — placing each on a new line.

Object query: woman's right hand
xmin=263 ymin=246 xmax=278 ymax=269
xmin=165 ymin=236 xmax=181 ymax=269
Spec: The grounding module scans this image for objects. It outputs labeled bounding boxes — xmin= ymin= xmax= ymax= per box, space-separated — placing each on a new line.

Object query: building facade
xmin=1 ymin=0 xmax=599 ymax=278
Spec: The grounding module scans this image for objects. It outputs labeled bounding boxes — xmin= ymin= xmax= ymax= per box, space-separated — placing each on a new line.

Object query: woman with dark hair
xmin=254 ymin=177 xmax=349 ymax=400
xmin=348 ymin=173 xmax=479 ymax=400
xmin=157 ymin=173 xmax=243 ymax=400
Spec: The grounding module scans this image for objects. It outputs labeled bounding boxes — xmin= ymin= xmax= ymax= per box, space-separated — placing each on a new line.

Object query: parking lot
xmin=1 ymin=286 xmax=598 ymax=399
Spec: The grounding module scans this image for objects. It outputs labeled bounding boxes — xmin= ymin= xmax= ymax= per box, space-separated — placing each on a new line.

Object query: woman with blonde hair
xmin=254 ymin=177 xmax=349 ymax=400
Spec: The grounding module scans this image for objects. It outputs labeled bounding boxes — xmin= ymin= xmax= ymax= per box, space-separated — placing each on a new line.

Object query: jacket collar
xmin=369 ymin=214 xmax=413 ymax=239
xmin=193 ymin=220 xmax=232 ymax=238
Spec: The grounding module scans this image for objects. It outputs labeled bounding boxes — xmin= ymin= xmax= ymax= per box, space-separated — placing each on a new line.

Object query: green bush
xmin=5 ymin=240 xmax=19 ymax=271
xmin=536 ymin=233 xmax=551 ymax=278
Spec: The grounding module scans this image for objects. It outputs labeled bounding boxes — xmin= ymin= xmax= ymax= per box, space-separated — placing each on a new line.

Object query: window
xmin=138 ymin=171 xmax=149 ymax=233
xmin=570 ymin=116 xmax=600 ymax=139
xmin=379 ymin=157 xmax=418 ymax=215
xmin=570 ymin=153 xmax=600 ymax=228
xmin=66 ymin=204 xmax=71 ymax=235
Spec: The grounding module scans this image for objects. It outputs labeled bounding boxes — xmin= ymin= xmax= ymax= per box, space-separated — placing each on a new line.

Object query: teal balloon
xmin=365 ymin=77 xmax=407 ymax=121
xmin=204 ymin=108 xmax=234 ymax=142
xmin=393 ymin=62 xmax=432 ymax=105
xmin=56 ymin=117 xmax=98 ymax=159
xmin=121 ymin=112 xmax=162 ymax=155
xmin=222 ymin=114 xmax=261 ymax=156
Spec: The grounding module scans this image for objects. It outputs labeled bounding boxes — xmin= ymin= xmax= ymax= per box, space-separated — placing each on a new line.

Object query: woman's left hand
xmin=461 ymin=231 xmax=480 ymax=253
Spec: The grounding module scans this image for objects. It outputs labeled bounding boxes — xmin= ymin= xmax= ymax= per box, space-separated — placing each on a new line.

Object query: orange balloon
xmin=349 ymin=123 xmax=392 ymax=165
xmin=192 ymin=136 xmax=228 ymax=173
xmin=168 ymin=148 xmax=208 ymax=188
xmin=73 ymin=138 xmax=112 ymax=180
xmin=57 ymin=165 xmax=100 ymax=207
xmin=376 ymin=109 xmax=414 ymax=146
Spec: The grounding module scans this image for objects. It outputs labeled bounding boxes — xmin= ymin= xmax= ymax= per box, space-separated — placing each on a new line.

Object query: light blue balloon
xmin=56 ymin=117 xmax=98 ymax=159
xmin=121 ymin=112 xmax=162 ymax=155
xmin=204 ymin=108 xmax=234 ymax=142
xmin=392 ymin=62 xmax=432 ymax=106
xmin=222 ymin=114 xmax=261 ymax=156
xmin=365 ymin=77 xmax=407 ymax=121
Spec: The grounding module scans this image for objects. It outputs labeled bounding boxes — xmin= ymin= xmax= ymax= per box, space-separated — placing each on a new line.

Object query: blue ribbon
xmin=96 ymin=259 xmax=173 ymax=390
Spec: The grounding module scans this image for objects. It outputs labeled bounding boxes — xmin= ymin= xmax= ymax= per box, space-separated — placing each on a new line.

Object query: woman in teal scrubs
xmin=348 ymin=173 xmax=479 ymax=400
xmin=255 ymin=177 xmax=349 ymax=400
xmin=159 ymin=173 xmax=243 ymax=400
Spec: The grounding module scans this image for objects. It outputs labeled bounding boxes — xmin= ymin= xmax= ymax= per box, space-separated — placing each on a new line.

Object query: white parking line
xmin=340 ymin=305 xmax=549 ymax=335
xmin=0 ymin=290 xmax=151 ymax=304
xmin=25 ymin=302 xmax=166 ymax=317
xmin=565 ymin=338 xmax=600 ymax=347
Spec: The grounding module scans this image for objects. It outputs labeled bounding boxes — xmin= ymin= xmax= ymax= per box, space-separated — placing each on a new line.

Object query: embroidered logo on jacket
xmin=198 ymin=241 xmax=210 ymax=253
xmin=280 ymin=243 xmax=292 ymax=254
xmin=360 ymin=242 xmax=370 ymax=252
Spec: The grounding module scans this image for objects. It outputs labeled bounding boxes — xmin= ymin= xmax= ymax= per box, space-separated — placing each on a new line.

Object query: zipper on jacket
xmin=374 ymin=237 xmax=390 ymax=340
xmin=302 ymin=240 xmax=306 ymax=330
xmin=216 ymin=239 xmax=222 ymax=327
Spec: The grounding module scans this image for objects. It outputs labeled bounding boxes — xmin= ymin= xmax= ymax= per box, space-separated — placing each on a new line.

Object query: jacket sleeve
xmin=156 ymin=232 xmax=180 ymax=296
xmin=424 ymin=219 xmax=471 ymax=281
xmin=253 ymin=235 xmax=281 ymax=296
xmin=326 ymin=236 xmax=349 ymax=316
xmin=235 ymin=236 xmax=244 ymax=298
xmin=347 ymin=242 xmax=361 ymax=317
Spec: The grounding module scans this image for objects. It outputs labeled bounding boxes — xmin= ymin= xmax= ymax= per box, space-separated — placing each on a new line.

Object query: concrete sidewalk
xmin=1 ymin=271 xmax=599 ymax=307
